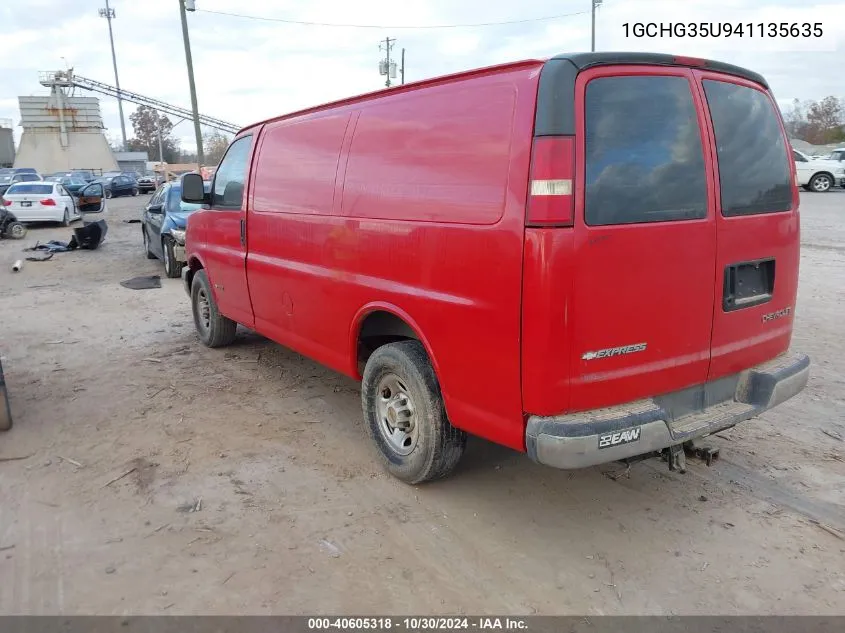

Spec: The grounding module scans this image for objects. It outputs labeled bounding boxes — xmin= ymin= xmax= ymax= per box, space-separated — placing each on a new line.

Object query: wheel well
xmin=812 ymin=171 xmax=834 ymax=181
xmin=185 ymin=258 xmax=203 ymax=289
xmin=357 ymin=310 xmax=419 ymax=372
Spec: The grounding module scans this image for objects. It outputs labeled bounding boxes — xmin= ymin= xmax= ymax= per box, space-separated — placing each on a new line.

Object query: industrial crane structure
xmin=39 ymin=70 xmax=241 ymax=135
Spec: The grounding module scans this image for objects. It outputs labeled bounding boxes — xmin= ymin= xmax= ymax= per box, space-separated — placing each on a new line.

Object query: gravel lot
xmin=0 ymin=191 xmax=843 ymax=615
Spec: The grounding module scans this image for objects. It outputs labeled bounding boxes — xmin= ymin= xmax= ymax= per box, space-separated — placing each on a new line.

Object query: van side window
xmin=213 ymin=135 xmax=252 ymax=208
xmin=584 ymin=75 xmax=707 ymax=226
xmin=703 ymin=80 xmax=792 ymax=216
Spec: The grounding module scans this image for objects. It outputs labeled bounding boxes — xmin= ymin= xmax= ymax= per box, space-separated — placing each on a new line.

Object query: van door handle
xmin=240 ymin=218 xmax=246 ymax=246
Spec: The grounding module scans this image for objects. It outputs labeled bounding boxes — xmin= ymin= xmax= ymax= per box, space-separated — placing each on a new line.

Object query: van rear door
xmin=695 ymin=72 xmax=799 ymax=379
xmin=566 ymin=67 xmax=718 ymax=412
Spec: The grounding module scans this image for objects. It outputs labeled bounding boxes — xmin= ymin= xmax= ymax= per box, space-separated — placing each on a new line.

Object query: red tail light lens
xmin=40 ymin=198 xmax=56 ymax=206
xmin=2 ymin=199 xmax=10 ymax=206
xmin=526 ymin=136 xmax=575 ymax=227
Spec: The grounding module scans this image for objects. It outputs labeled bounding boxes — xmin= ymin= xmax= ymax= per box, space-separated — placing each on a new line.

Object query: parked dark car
xmin=142 ymin=181 xmax=209 ymax=278
xmin=137 ymin=174 xmax=160 ymax=194
xmin=90 ymin=174 xmax=139 ymax=199
xmin=0 ymin=167 xmax=38 ymax=175
xmin=44 ymin=175 xmax=89 ymax=195
xmin=71 ymin=170 xmax=98 ymax=182
xmin=0 ymin=172 xmax=41 ymax=196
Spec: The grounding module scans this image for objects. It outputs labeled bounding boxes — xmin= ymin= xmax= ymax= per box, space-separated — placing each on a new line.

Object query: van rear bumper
xmin=525 ymin=352 xmax=810 ymax=470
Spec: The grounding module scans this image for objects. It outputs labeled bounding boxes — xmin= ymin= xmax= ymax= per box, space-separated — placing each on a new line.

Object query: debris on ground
xmin=808 ymin=519 xmax=845 ymax=540
xmin=102 ymin=467 xmax=137 ymax=488
xmin=0 ymin=454 xmax=34 ymax=463
xmin=25 ymin=253 xmax=53 ymax=262
xmin=120 ymin=275 xmax=161 ymax=290
xmin=820 ymin=428 xmax=843 ymax=442
xmin=319 ymin=539 xmax=341 ymax=558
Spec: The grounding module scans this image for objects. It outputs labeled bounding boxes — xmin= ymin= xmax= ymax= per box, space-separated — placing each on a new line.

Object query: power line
xmin=194 ymin=8 xmax=591 ymax=30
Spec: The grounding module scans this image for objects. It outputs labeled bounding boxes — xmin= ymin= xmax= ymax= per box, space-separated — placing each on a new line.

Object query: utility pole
xmin=98 ymin=0 xmax=127 ymax=150
xmin=157 ymin=123 xmax=165 ymax=164
xmin=179 ymin=0 xmax=204 ymax=167
xmin=379 ymin=37 xmax=396 ymax=88
xmin=591 ymin=0 xmax=603 ymax=52
xmin=401 ymin=48 xmax=405 ymax=85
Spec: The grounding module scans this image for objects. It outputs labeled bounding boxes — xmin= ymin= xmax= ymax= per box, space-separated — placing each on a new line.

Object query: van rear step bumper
xmin=525 ymin=352 xmax=810 ymax=470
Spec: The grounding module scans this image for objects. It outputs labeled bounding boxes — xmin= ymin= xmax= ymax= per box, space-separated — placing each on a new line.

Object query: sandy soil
xmin=0 ymin=192 xmax=843 ymax=615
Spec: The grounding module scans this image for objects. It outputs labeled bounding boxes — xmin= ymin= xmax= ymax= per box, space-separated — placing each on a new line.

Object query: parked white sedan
xmin=1 ymin=182 xmax=80 ymax=225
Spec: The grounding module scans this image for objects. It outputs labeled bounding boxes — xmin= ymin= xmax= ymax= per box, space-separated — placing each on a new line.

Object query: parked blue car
xmin=141 ymin=180 xmax=210 ymax=278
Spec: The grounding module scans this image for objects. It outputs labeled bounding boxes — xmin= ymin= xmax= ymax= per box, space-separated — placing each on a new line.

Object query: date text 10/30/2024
xmin=308 ymin=618 xmax=528 ymax=630
xmin=623 ymin=22 xmax=823 ymax=38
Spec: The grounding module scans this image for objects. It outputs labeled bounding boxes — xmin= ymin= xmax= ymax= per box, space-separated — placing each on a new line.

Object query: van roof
xmin=239 ymin=52 xmax=767 ymax=137
xmin=551 ymin=52 xmax=768 ymax=88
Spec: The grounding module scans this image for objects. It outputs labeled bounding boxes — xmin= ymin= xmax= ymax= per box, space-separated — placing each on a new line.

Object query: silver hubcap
xmin=11 ymin=224 xmax=24 ymax=238
xmin=196 ymin=288 xmax=211 ymax=332
xmin=813 ymin=176 xmax=831 ymax=192
xmin=375 ymin=374 xmax=418 ymax=455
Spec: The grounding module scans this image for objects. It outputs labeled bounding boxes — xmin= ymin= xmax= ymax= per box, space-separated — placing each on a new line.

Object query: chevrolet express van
xmin=180 ymin=52 xmax=810 ymax=483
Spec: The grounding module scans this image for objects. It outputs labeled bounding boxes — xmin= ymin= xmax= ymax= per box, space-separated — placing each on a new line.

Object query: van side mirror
xmin=181 ymin=173 xmax=207 ymax=204
xmin=78 ymin=183 xmax=105 ymax=214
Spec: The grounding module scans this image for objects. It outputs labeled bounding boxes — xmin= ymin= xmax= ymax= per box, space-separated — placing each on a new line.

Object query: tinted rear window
xmin=703 ymin=80 xmax=792 ymax=216
xmin=585 ymin=75 xmax=707 ymax=226
xmin=7 ymin=184 xmax=53 ymax=195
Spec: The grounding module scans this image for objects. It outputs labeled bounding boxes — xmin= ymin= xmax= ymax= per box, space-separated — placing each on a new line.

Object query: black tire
xmin=361 ymin=340 xmax=466 ymax=484
xmin=4 ymin=222 xmax=26 ymax=239
xmin=132 ymin=187 xmax=139 ymax=196
xmin=191 ymin=269 xmax=237 ymax=348
xmin=809 ymin=173 xmax=833 ymax=192
xmin=105 ymin=189 xmax=113 ymax=199
xmin=163 ymin=236 xmax=183 ymax=279
xmin=142 ymin=227 xmax=156 ymax=259
xmin=61 ymin=207 xmax=70 ymax=227
xmin=0 ymin=360 xmax=12 ymax=432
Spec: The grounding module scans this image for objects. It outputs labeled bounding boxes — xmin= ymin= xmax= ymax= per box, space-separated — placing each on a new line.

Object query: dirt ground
xmin=0 ymin=192 xmax=843 ymax=616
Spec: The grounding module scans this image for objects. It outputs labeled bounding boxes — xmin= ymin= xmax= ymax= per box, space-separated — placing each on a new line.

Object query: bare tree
xmin=805 ymin=96 xmax=845 ymax=145
xmin=203 ymin=130 xmax=231 ymax=166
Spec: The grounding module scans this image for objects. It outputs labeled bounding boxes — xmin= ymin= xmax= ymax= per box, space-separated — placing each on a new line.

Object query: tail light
xmin=40 ymin=198 xmax=56 ymax=206
xmin=2 ymin=199 xmax=10 ymax=206
xmin=526 ymin=136 xmax=574 ymax=227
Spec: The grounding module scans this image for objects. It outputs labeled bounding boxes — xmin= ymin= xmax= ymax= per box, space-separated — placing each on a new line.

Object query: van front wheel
xmin=362 ymin=340 xmax=466 ymax=484
xmin=190 ymin=270 xmax=237 ymax=348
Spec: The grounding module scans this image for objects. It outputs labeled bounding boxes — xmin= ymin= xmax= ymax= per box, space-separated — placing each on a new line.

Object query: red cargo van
xmin=180 ymin=52 xmax=809 ymax=483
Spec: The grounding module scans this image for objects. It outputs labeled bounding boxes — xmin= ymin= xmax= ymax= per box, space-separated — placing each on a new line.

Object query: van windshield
xmin=703 ymin=80 xmax=792 ymax=216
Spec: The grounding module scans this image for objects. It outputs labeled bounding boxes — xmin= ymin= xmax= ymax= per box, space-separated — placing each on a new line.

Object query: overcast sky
xmin=1 ymin=0 xmax=843 ymax=153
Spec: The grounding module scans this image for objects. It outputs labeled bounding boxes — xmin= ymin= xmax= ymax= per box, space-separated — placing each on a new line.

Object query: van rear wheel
xmin=190 ymin=270 xmax=237 ymax=348
xmin=362 ymin=340 xmax=466 ymax=484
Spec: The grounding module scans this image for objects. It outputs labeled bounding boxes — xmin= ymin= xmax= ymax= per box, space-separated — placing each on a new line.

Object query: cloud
xmin=1 ymin=0 xmax=842 ymax=155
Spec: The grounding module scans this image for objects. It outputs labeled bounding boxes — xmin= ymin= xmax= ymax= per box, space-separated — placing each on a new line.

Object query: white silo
xmin=13 ymin=70 xmax=118 ymax=174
